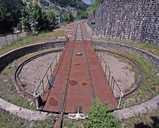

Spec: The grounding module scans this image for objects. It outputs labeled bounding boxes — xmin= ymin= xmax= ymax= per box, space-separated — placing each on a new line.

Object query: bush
xmin=21 ymin=1 xmax=57 ymax=33
xmin=86 ymin=100 xmax=120 ymax=128
xmin=77 ymin=10 xmax=88 ymax=19
xmin=0 ymin=0 xmax=24 ymax=33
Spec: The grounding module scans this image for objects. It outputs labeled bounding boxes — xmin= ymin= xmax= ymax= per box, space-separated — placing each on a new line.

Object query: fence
xmin=0 ymin=32 xmax=27 ymax=48
xmin=33 ymin=52 xmax=61 ymax=99
xmin=97 ymin=52 xmax=124 ymax=108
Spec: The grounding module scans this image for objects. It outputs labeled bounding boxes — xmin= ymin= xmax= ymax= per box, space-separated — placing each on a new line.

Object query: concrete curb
xmin=113 ymin=95 xmax=159 ymax=120
xmin=0 ymin=98 xmax=51 ymax=121
xmin=94 ymin=41 xmax=159 ymax=120
xmin=0 ymin=39 xmax=67 ymax=72
xmin=0 ymin=39 xmax=67 ymax=121
xmin=94 ymin=40 xmax=159 ymax=71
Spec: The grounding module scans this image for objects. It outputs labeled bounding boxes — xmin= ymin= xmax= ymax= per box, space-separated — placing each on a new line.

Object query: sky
xmin=82 ymin=0 xmax=93 ymax=5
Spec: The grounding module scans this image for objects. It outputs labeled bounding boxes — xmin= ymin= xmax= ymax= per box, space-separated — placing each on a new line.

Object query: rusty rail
xmin=97 ymin=52 xmax=124 ymax=108
xmin=54 ymin=23 xmax=79 ymax=128
xmin=80 ymin=22 xmax=96 ymax=99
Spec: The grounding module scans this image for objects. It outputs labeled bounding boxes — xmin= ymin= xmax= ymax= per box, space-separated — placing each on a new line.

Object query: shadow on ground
xmin=135 ymin=116 xmax=159 ymax=128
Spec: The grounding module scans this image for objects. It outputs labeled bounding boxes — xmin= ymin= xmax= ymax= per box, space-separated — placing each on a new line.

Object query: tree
xmin=87 ymin=0 xmax=102 ymax=15
xmin=68 ymin=13 xmax=74 ymax=22
xmin=21 ymin=1 xmax=57 ymax=33
xmin=77 ymin=10 xmax=88 ymax=19
xmin=0 ymin=0 xmax=24 ymax=33
xmin=45 ymin=9 xmax=56 ymax=28
xmin=86 ymin=100 xmax=120 ymax=128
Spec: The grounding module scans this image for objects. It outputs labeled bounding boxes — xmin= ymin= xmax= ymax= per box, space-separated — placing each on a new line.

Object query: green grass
xmin=63 ymin=100 xmax=121 ymax=128
xmin=122 ymin=110 xmax=159 ymax=128
xmin=0 ymin=110 xmax=53 ymax=128
xmin=95 ymin=37 xmax=159 ymax=107
xmin=121 ymin=53 xmax=159 ymax=108
xmin=0 ymin=29 xmax=64 ymax=109
xmin=63 ymin=120 xmax=86 ymax=128
xmin=0 ymin=29 xmax=65 ymax=55
xmin=97 ymin=37 xmax=159 ymax=56
xmin=0 ymin=63 xmax=35 ymax=110
xmin=136 ymin=43 xmax=159 ymax=56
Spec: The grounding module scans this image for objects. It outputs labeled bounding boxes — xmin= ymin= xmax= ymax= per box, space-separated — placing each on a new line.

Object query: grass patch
xmin=0 ymin=29 xmax=64 ymax=109
xmin=122 ymin=110 xmax=159 ymax=128
xmin=136 ymin=43 xmax=159 ymax=56
xmin=86 ymin=100 xmax=120 ymax=128
xmin=97 ymin=37 xmax=159 ymax=56
xmin=0 ymin=29 xmax=65 ymax=55
xmin=0 ymin=63 xmax=35 ymax=110
xmin=121 ymin=53 xmax=159 ymax=108
xmin=0 ymin=110 xmax=53 ymax=128
xmin=63 ymin=119 xmax=86 ymax=128
xmin=63 ymin=100 xmax=121 ymax=128
xmin=95 ymin=38 xmax=159 ymax=107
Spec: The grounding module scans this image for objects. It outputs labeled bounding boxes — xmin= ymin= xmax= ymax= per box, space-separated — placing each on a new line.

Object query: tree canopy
xmin=0 ymin=0 xmax=24 ymax=33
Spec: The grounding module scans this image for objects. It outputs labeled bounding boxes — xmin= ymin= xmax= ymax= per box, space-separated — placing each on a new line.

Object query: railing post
xmin=117 ymin=92 xmax=123 ymax=108
xmin=108 ymin=68 xmax=111 ymax=86
xmin=41 ymin=79 xmax=44 ymax=94
xmin=104 ymin=64 xmax=107 ymax=77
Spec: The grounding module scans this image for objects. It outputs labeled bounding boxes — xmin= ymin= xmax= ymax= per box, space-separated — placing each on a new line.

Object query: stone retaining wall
xmin=0 ymin=33 xmax=27 ymax=48
xmin=89 ymin=0 xmax=159 ymax=44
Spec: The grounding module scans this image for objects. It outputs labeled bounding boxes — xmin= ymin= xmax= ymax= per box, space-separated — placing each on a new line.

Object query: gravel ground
xmin=97 ymin=51 xmax=136 ymax=97
xmin=17 ymin=50 xmax=60 ymax=95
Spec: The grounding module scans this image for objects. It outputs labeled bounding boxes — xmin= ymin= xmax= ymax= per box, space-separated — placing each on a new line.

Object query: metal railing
xmin=97 ymin=52 xmax=124 ymax=108
xmin=33 ymin=52 xmax=61 ymax=98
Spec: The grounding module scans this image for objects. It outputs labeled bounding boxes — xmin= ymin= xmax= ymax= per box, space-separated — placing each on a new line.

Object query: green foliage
xmin=45 ymin=9 xmax=56 ymax=26
xmin=21 ymin=1 xmax=57 ymax=33
xmin=0 ymin=0 xmax=24 ymax=33
xmin=77 ymin=10 xmax=88 ymax=19
xmin=50 ymin=0 xmax=88 ymax=10
xmin=69 ymin=13 xmax=74 ymax=22
xmin=0 ymin=110 xmax=53 ymax=128
xmin=0 ymin=0 xmax=86 ymax=34
xmin=86 ymin=100 xmax=120 ymax=128
xmin=62 ymin=12 xmax=74 ymax=23
xmin=87 ymin=0 xmax=102 ymax=15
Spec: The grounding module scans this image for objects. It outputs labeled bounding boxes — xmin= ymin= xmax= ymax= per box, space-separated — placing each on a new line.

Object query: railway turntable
xmin=35 ymin=40 xmax=117 ymax=113
xmin=33 ymin=21 xmax=118 ymax=127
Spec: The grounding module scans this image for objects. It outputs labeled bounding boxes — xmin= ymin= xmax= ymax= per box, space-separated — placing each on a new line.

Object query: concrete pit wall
xmin=0 ymin=40 xmax=66 ymax=73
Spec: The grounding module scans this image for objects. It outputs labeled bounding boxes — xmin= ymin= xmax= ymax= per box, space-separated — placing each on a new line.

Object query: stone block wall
xmin=89 ymin=0 xmax=159 ymax=44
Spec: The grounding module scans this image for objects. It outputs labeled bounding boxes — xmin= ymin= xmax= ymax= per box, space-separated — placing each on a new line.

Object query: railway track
xmin=53 ymin=23 xmax=78 ymax=128
xmin=80 ymin=23 xmax=96 ymax=99
xmin=53 ymin=22 xmax=91 ymax=128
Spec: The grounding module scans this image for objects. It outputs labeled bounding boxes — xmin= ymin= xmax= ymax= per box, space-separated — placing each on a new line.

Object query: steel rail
xmin=80 ymin=22 xmax=96 ymax=100
xmin=15 ymin=50 xmax=62 ymax=99
xmin=54 ymin=23 xmax=79 ymax=128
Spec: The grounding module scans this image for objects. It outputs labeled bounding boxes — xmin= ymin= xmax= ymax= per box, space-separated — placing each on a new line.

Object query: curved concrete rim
xmin=95 ymin=48 xmax=143 ymax=99
xmin=0 ymin=40 xmax=66 ymax=121
xmin=113 ymin=95 xmax=159 ymax=120
xmin=0 ymin=39 xmax=159 ymax=121
xmin=0 ymin=97 xmax=52 ymax=121
xmin=0 ymin=39 xmax=66 ymax=58
xmin=93 ymin=41 xmax=159 ymax=120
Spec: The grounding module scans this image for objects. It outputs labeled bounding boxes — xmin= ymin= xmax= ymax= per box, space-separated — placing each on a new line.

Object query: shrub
xmin=86 ymin=100 xmax=120 ymax=128
xmin=21 ymin=1 xmax=57 ymax=33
